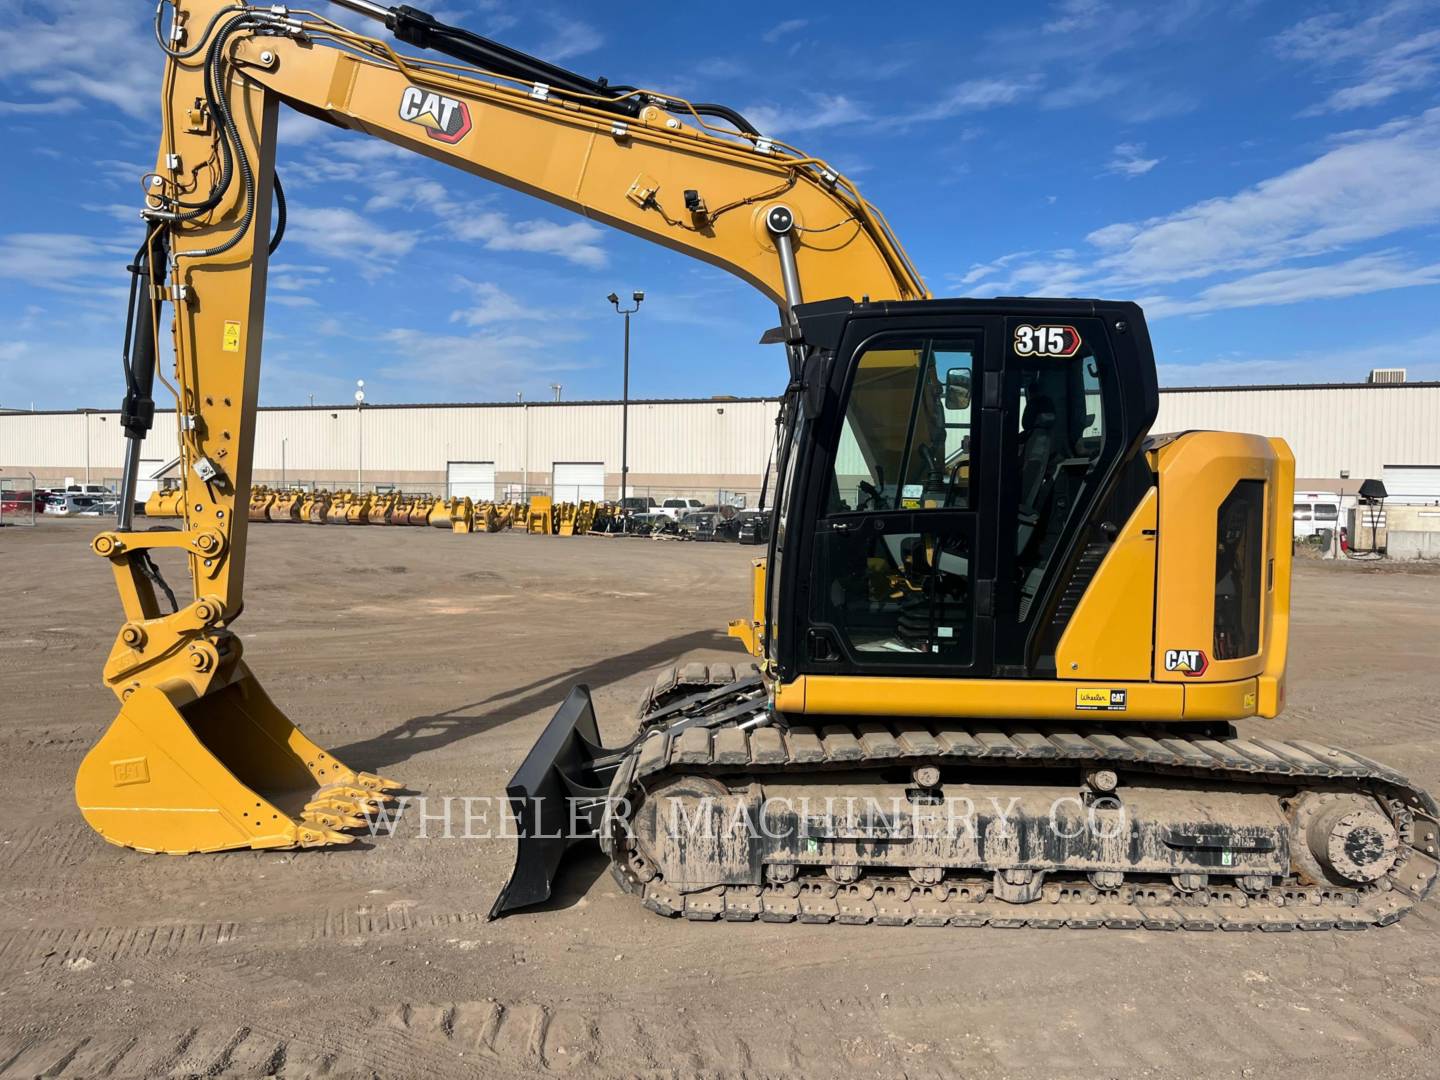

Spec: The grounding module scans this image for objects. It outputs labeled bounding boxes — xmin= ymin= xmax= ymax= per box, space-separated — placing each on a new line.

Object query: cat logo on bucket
xmin=399 ymin=86 xmax=472 ymax=144
xmin=1164 ymin=648 xmax=1209 ymax=677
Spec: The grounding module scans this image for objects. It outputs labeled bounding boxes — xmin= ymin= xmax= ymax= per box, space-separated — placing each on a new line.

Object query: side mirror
xmin=800 ymin=349 xmax=833 ymax=421
xmin=944 ymin=367 xmax=972 ymax=411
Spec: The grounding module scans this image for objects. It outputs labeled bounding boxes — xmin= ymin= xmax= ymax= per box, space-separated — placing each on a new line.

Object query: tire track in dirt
xmin=0 ymin=921 xmax=241 ymax=973
xmin=0 ymin=823 xmax=95 ymax=872
xmin=310 ymin=903 xmax=492 ymax=939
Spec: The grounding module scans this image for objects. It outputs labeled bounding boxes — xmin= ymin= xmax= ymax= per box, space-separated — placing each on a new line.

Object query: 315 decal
xmin=1013 ymin=324 xmax=1082 ymax=358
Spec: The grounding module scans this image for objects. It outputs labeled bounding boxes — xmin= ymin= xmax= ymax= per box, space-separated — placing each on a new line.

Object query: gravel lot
xmin=2 ymin=518 xmax=1439 ymax=1079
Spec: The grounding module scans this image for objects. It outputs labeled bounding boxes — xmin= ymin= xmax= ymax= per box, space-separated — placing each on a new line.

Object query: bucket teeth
xmin=295 ymin=824 xmax=355 ymax=848
xmin=302 ymin=808 xmax=368 ymax=830
xmin=307 ymin=795 xmax=379 ymax=817
xmin=355 ymin=771 xmax=403 ymax=793
xmin=317 ymin=783 xmax=394 ymax=807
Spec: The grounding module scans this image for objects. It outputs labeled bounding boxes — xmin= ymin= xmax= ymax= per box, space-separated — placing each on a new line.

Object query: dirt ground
xmin=2 ymin=518 xmax=1439 ymax=1080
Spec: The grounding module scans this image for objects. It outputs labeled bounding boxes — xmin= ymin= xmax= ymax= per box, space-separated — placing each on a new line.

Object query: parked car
xmin=736 ymin=508 xmax=772 ymax=545
xmin=43 ymin=494 xmax=104 ymax=517
xmin=677 ymin=511 xmax=718 ymax=540
xmin=657 ymin=497 xmax=704 ymax=520
xmin=619 ymin=496 xmax=658 ymax=514
xmin=0 ymin=490 xmax=37 ymax=515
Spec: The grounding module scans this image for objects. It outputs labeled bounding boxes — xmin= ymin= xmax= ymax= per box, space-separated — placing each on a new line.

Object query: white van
xmin=1293 ymin=490 xmax=1348 ymax=538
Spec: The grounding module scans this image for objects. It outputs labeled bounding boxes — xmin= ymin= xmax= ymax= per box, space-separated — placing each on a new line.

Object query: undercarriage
xmin=494 ymin=665 xmax=1440 ymax=930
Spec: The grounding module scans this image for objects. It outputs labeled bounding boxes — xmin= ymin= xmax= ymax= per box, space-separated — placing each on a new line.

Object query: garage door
xmin=1382 ymin=466 xmax=1440 ymax=502
xmin=134 ymin=459 xmax=166 ymax=502
xmin=447 ymin=461 xmax=495 ymax=501
xmin=552 ymin=461 xmax=605 ymax=502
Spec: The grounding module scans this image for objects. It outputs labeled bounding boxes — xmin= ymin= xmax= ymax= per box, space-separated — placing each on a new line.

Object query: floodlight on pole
xmin=608 ymin=290 xmax=644 ymax=507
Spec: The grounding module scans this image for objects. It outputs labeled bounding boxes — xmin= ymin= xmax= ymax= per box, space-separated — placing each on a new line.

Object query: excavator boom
xmin=77 ymin=0 xmax=925 ymax=855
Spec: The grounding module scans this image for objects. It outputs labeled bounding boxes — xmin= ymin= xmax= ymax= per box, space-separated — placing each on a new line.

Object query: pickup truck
xmin=657 ymin=497 xmax=704 ymax=520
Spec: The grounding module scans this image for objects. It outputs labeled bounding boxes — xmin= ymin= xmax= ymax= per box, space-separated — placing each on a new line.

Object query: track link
xmin=600 ymin=667 xmax=1440 ymax=931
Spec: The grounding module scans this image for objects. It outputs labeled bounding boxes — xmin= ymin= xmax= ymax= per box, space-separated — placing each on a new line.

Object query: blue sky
xmin=2 ymin=0 xmax=1439 ymax=409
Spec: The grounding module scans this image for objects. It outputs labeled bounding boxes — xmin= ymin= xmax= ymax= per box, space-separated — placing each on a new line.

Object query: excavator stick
xmin=77 ymin=662 xmax=399 ymax=853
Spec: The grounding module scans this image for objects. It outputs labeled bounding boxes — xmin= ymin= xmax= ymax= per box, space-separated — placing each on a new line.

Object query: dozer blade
xmin=75 ymin=667 xmax=399 ymax=854
xmin=490 ymin=685 xmax=622 ymax=918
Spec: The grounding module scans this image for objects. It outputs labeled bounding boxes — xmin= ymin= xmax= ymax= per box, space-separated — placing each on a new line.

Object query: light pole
xmin=354 ymin=380 xmax=365 ymax=493
xmin=607 ymin=290 xmax=643 ymax=505
xmin=281 ymin=437 xmax=288 ymax=487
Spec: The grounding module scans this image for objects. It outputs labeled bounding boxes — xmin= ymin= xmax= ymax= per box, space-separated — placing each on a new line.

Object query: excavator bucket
xmin=451 ymin=496 xmax=475 ymax=533
xmin=75 ymin=663 xmax=399 ymax=854
xmin=526 ymin=496 xmax=553 ymax=534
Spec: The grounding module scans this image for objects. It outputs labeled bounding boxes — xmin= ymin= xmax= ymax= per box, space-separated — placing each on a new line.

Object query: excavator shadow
xmin=330 ymin=629 xmax=731 ymax=773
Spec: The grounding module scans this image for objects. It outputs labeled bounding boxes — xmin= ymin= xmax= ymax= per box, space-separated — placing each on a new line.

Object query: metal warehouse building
xmin=3 ymin=381 xmax=1438 ymax=504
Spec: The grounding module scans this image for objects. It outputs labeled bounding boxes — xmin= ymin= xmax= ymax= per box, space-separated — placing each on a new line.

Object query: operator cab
xmin=767 ymin=297 xmax=1158 ymax=681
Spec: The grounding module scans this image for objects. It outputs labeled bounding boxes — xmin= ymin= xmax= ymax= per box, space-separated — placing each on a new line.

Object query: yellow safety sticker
xmin=1076 ymin=687 xmax=1127 ymax=711
xmin=222 ymin=320 xmax=242 ymax=352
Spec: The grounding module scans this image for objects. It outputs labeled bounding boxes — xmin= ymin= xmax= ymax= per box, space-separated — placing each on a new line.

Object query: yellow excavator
xmin=79 ymin=0 xmax=1437 ymax=931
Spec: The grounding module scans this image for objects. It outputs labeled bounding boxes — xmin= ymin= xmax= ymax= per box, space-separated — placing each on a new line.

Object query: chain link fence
xmin=0 ymin=472 xmax=39 ymax=526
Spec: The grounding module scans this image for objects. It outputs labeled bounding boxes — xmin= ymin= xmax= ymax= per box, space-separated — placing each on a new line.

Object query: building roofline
xmin=1158 ymin=380 xmax=1440 ymax=393
xmin=5 ymin=382 xmax=1440 ymax=417
xmin=0 ymin=396 xmax=782 ymax=417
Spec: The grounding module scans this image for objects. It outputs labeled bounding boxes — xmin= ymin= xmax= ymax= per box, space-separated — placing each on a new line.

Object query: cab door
xmin=797 ymin=318 xmax=1004 ymax=678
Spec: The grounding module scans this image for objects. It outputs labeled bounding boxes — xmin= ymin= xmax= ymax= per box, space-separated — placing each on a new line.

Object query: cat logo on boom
xmin=399 ymin=85 xmax=472 ymax=144
xmin=1163 ymin=648 xmax=1209 ymax=677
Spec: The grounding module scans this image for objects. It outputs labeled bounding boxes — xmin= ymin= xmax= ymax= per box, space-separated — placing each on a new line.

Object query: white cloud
xmin=1142 ymin=252 xmax=1440 ymax=317
xmin=1105 ymin=142 xmax=1160 ymax=177
xmin=366 ymin=179 xmax=449 ymax=214
xmin=1158 ymin=328 xmax=1440 ymax=386
xmin=0 ymin=232 xmax=133 ymax=297
xmin=276 ymin=109 xmax=337 ymax=146
xmin=744 ymin=94 xmax=868 ymax=136
xmin=1044 ymin=0 xmax=1107 ymax=34
xmin=447 ymin=210 xmax=607 ymax=269
xmin=1087 ymin=107 xmax=1440 ymax=285
xmin=535 ymin=15 xmax=603 ymax=63
xmin=1276 ymin=1 xmax=1440 ymax=114
xmin=0 ymin=97 xmax=81 ymax=115
xmin=1041 ymin=74 xmax=1127 ymax=110
xmin=762 ymin=18 xmax=810 ymax=44
xmin=269 ymin=263 xmax=333 ymax=294
xmin=955 ymin=108 xmax=1440 ymax=319
xmin=448 ymin=279 xmax=532 ymax=326
xmin=0 ymin=1 xmax=155 ymax=119
xmin=377 ymin=326 xmax=588 ymax=399
xmin=902 ymin=78 xmax=1041 ymax=123
xmin=285 ymin=207 xmax=417 ymax=275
